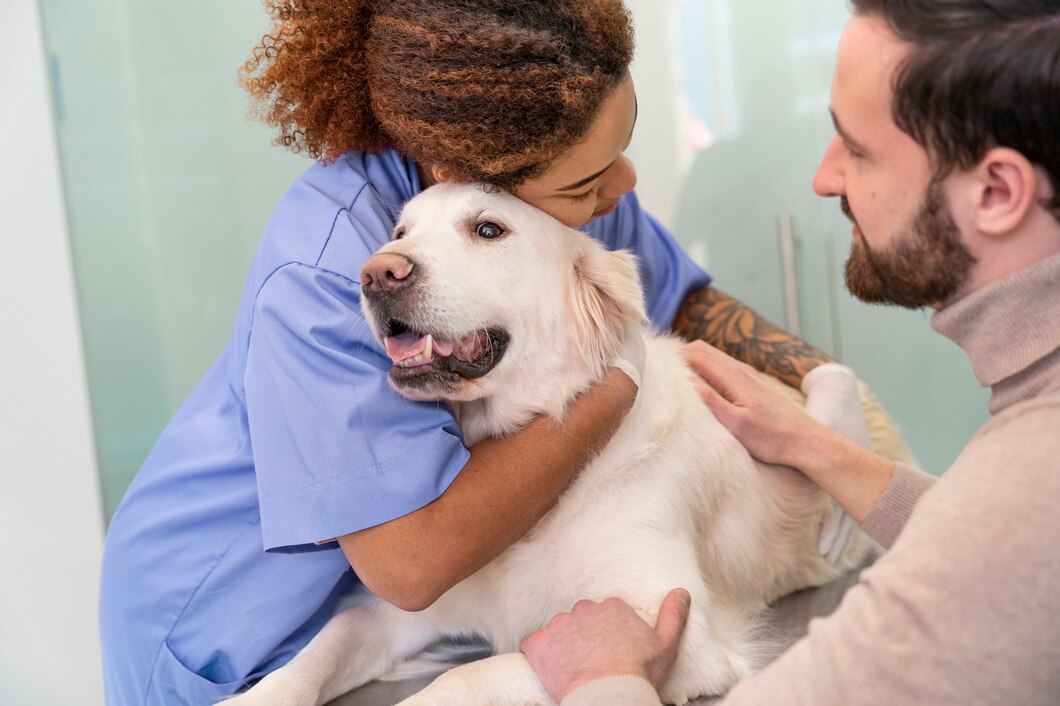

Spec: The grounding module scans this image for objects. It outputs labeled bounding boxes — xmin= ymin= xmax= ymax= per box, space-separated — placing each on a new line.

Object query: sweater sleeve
xmin=561 ymin=676 xmax=662 ymax=706
xmin=859 ymin=462 xmax=936 ymax=548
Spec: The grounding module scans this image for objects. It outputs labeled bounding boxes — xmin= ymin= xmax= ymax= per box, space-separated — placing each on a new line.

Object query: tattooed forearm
xmin=673 ymin=286 xmax=835 ymax=388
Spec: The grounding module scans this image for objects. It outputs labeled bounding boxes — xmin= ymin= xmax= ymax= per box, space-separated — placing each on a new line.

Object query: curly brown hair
xmin=241 ymin=0 xmax=635 ymax=188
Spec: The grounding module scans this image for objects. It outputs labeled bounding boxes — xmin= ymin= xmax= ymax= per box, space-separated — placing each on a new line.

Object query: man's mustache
xmin=840 ymin=196 xmax=856 ymax=226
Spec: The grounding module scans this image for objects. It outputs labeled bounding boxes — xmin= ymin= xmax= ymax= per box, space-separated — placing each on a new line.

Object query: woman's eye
xmin=475 ymin=221 xmax=504 ymax=239
xmin=570 ymin=188 xmax=596 ymax=202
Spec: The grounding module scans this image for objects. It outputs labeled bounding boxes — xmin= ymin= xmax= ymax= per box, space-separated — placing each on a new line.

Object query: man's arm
xmin=338 ymin=368 xmax=636 ymax=612
xmin=673 ymin=286 xmax=834 ymax=388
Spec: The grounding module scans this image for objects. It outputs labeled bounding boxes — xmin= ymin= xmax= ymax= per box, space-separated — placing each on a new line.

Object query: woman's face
xmin=511 ymin=75 xmax=639 ymax=228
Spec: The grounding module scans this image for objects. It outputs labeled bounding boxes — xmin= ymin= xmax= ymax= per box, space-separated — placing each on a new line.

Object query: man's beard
xmin=842 ymin=181 xmax=977 ymax=309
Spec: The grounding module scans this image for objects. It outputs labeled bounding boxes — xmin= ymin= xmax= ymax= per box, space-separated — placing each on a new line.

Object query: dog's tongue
xmin=385 ymin=332 xmax=455 ymax=363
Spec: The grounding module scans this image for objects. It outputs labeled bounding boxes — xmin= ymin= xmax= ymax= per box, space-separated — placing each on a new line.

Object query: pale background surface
xmin=7 ymin=0 xmax=990 ymax=703
xmin=1 ymin=1 xmax=105 ymax=704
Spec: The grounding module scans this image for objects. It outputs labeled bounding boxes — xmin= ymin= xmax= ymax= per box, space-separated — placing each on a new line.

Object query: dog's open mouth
xmin=384 ymin=319 xmax=510 ymax=386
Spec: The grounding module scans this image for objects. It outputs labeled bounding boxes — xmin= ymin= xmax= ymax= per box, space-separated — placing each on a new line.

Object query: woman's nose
xmin=598 ymin=154 xmax=637 ymax=199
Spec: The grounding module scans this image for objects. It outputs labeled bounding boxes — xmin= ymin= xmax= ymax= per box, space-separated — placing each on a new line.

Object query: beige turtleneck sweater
xmin=564 ymin=252 xmax=1060 ymax=706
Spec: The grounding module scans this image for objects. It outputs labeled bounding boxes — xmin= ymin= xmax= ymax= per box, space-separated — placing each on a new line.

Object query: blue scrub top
xmin=99 ymin=149 xmax=712 ymax=705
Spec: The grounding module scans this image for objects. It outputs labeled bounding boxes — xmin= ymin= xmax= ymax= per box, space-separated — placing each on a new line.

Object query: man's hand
xmin=681 ymin=340 xmax=823 ymax=468
xmin=682 ymin=340 xmax=896 ymax=524
xmin=521 ymin=588 xmax=691 ymax=704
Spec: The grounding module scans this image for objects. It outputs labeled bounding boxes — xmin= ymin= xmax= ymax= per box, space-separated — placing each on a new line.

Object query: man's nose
xmin=361 ymin=252 xmax=417 ymax=295
xmin=813 ymin=136 xmax=844 ymax=198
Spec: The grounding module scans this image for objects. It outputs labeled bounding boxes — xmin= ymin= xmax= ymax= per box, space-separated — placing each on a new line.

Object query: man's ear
xmin=967 ymin=147 xmax=1041 ymax=236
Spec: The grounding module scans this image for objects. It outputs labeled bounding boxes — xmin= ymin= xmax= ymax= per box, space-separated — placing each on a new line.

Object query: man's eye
xmin=475 ymin=221 xmax=504 ymax=239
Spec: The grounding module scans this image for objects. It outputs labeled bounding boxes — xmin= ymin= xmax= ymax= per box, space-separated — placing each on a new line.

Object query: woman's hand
xmin=521 ymin=589 xmax=691 ymax=704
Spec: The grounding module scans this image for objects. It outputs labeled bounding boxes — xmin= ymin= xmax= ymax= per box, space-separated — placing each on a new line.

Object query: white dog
xmin=226 ymin=183 xmax=877 ymax=706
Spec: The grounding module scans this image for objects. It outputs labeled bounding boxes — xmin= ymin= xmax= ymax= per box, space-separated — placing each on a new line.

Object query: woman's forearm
xmin=673 ymin=286 xmax=834 ymax=388
xmin=338 ymin=368 xmax=637 ymax=611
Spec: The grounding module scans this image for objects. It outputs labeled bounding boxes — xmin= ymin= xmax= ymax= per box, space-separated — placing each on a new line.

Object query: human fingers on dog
xmin=649 ymin=588 xmax=691 ymax=686
xmin=683 ymin=342 xmax=821 ymax=467
xmin=680 ymin=340 xmax=758 ymax=403
xmin=692 ymin=380 xmax=746 ymax=434
xmin=521 ymin=590 xmax=691 ymax=702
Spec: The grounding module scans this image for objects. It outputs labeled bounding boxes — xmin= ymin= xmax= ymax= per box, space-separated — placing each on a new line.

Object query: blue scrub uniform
xmin=99 ymin=149 xmax=711 ymax=705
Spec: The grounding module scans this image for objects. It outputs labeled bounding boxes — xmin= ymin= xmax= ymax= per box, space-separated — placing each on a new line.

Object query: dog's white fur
xmin=225 ymin=184 xmax=873 ymax=706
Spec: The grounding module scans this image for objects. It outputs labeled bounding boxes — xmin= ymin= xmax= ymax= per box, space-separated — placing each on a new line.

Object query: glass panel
xmin=38 ymin=0 xmax=311 ymax=518
xmin=628 ymin=0 xmax=990 ymax=474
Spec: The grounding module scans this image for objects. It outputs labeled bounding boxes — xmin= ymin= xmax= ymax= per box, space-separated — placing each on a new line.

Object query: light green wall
xmin=39 ymin=0 xmax=310 ymax=518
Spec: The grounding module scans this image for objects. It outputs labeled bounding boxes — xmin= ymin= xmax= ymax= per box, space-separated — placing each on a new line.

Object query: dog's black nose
xmin=361 ymin=252 xmax=417 ymax=296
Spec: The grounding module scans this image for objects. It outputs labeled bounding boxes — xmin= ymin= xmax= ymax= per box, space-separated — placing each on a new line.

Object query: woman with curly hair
xmin=99 ymin=1 xmax=836 ymax=702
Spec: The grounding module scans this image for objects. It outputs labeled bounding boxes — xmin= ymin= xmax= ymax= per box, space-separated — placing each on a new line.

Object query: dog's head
xmin=361 ymin=183 xmax=645 ymax=425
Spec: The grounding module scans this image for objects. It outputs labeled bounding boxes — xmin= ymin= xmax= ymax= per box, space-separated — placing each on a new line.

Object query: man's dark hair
xmin=851 ymin=0 xmax=1060 ymax=219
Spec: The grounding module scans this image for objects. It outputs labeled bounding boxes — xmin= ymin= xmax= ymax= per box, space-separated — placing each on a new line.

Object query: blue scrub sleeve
xmin=587 ymin=191 xmax=712 ymax=328
xmin=245 ymin=262 xmax=470 ymax=552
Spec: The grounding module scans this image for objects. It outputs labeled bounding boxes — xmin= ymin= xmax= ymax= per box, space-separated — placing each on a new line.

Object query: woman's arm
xmin=338 ymin=368 xmax=637 ymax=611
xmin=673 ymin=286 xmax=834 ymax=388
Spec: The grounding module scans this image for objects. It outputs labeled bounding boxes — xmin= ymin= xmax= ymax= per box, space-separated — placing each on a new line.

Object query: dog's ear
xmin=568 ymin=240 xmax=647 ymax=366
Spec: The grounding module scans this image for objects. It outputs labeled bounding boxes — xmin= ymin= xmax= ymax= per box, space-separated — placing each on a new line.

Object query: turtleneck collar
xmin=930 ymin=251 xmax=1060 ymax=413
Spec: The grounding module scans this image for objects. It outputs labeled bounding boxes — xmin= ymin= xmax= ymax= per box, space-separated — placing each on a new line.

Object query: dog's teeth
xmin=424 ymin=335 xmax=433 ymax=360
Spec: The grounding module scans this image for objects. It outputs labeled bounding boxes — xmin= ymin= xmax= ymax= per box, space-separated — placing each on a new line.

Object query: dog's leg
xmin=394 ymin=606 xmax=752 ymax=706
xmin=221 ymin=599 xmax=442 ymax=706
xmin=658 ymin=600 xmax=755 ymax=705
xmin=395 ymin=653 xmax=554 ymax=706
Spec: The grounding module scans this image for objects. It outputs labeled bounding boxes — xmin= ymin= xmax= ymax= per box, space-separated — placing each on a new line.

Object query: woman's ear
xmin=970 ymin=147 xmax=1040 ymax=236
xmin=424 ymin=163 xmax=460 ymax=185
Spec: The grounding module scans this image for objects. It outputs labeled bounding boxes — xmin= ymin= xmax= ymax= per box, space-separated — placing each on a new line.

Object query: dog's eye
xmin=392 ymin=227 xmax=406 ymax=241
xmin=475 ymin=222 xmax=504 ymax=240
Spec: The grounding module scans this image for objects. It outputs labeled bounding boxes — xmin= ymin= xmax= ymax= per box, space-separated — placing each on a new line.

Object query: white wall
xmin=0 ymin=1 xmax=106 ymax=704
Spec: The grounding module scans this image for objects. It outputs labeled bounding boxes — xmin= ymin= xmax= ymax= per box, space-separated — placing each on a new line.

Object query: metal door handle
xmin=777 ymin=213 xmax=802 ymax=337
